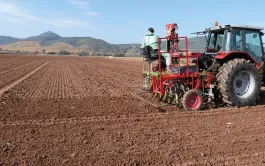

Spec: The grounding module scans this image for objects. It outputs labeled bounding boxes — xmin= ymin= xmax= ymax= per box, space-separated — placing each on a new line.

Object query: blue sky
xmin=0 ymin=0 xmax=264 ymax=44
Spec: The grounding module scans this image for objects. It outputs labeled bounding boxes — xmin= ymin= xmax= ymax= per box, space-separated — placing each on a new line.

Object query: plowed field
xmin=1 ymin=55 xmax=265 ymax=165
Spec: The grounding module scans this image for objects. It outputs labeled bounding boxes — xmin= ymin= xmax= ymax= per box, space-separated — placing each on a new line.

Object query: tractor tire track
xmin=2 ymin=105 xmax=263 ymax=127
xmin=0 ymin=60 xmax=52 ymax=98
xmin=22 ymin=65 xmax=50 ymax=99
xmin=0 ymin=61 xmax=37 ymax=75
xmin=0 ymin=55 xmax=53 ymax=72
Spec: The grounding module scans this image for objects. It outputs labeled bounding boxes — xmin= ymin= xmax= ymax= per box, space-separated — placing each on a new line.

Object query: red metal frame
xmin=152 ymin=36 xmax=214 ymax=97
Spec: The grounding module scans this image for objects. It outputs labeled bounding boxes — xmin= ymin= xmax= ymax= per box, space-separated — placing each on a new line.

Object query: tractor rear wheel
xmin=217 ymin=59 xmax=261 ymax=106
xmin=182 ymin=90 xmax=203 ymax=111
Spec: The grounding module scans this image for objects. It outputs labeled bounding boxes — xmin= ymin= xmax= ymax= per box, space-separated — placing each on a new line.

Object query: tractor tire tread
xmin=217 ymin=58 xmax=261 ymax=106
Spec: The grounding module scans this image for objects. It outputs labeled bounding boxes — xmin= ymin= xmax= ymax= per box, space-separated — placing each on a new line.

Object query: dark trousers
xmin=143 ymin=46 xmax=158 ymax=60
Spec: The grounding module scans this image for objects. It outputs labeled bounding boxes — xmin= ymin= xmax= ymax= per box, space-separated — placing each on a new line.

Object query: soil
xmin=0 ymin=55 xmax=52 ymax=89
xmin=1 ymin=55 xmax=265 ymax=165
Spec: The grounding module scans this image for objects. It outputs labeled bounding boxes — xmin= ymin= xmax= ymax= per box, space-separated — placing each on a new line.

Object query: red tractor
xmin=141 ymin=23 xmax=264 ymax=111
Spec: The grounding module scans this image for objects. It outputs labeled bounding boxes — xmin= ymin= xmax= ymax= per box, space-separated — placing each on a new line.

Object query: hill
xmin=0 ymin=36 xmax=20 ymax=45
xmin=23 ymin=31 xmax=61 ymax=46
xmin=0 ymin=31 xmax=206 ymax=55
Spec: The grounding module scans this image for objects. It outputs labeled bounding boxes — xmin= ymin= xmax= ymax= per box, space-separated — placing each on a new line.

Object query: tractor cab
xmin=194 ymin=24 xmax=265 ymax=62
xmin=193 ymin=24 xmax=265 ymax=73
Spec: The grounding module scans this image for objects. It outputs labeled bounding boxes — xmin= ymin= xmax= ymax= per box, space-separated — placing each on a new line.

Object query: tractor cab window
xmin=245 ymin=30 xmax=263 ymax=62
xmin=221 ymin=30 xmax=231 ymax=52
xmin=207 ymin=31 xmax=224 ymax=52
xmin=216 ymin=32 xmax=224 ymax=51
xmin=208 ymin=33 xmax=215 ymax=49
xmin=231 ymin=29 xmax=243 ymax=51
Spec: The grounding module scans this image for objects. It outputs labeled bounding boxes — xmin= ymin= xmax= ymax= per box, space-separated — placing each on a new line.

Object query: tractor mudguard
xmin=215 ymin=51 xmax=257 ymax=64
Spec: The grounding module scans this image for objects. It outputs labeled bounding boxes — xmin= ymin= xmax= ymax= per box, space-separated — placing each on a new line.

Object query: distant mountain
xmin=23 ymin=31 xmax=62 ymax=46
xmin=0 ymin=31 xmax=206 ymax=54
xmin=0 ymin=36 xmax=20 ymax=45
xmin=39 ymin=31 xmax=61 ymax=38
xmin=54 ymin=37 xmax=120 ymax=52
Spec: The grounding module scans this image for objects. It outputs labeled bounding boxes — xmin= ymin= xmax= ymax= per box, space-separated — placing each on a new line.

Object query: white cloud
xmin=67 ymin=0 xmax=100 ymax=16
xmin=0 ymin=15 xmax=24 ymax=23
xmin=86 ymin=11 xmax=100 ymax=16
xmin=67 ymin=0 xmax=90 ymax=8
xmin=0 ymin=2 xmax=39 ymax=20
xmin=0 ymin=1 xmax=96 ymax=29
